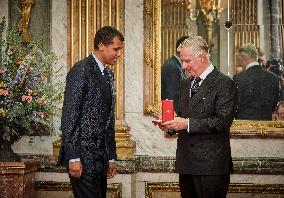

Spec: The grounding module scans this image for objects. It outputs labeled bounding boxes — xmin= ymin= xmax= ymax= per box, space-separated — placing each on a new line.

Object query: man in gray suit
xmin=233 ymin=43 xmax=279 ymax=120
xmin=59 ymin=26 xmax=124 ymax=198
xmin=161 ymin=36 xmax=189 ymax=114
xmin=159 ymin=36 xmax=237 ymax=198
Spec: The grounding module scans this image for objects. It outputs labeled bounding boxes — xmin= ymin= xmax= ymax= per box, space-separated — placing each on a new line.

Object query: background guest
xmin=233 ymin=43 xmax=279 ymax=120
xmin=161 ymin=35 xmax=189 ymax=115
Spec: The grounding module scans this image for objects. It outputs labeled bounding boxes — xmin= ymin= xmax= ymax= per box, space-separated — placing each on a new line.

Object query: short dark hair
xmin=94 ymin=26 xmax=124 ymax=50
xmin=176 ymin=35 xmax=189 ymax=52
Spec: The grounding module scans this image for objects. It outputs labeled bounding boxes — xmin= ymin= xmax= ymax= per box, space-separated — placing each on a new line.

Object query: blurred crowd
xmin=257 ymin=51 xmax=284 ymax=120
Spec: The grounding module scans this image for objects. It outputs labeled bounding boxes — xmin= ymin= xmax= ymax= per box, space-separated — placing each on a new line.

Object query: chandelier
xmin=187 ymin=0 xmax=223 ymax=49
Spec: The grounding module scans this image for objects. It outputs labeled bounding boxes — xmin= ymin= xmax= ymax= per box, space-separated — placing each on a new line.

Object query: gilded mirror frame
xmin=143 ymin=0 xmax=284 ymax=138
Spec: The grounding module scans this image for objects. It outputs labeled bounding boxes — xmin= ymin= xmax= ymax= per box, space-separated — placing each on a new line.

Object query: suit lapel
xmin=189 ymin=68 xmax=219 ymax=108
xmin=172 ymin=55 xmax=185 ymax=79
xmin=87 ymin=54 xmax=115 ymax=129
xmin=87 ymin=54 xmax=104 ymax=87
xmin=104 ymin=68 xmax=116 ymax=130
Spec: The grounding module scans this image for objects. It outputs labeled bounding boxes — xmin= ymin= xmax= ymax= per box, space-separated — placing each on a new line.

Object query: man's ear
xmin=98 ymin=42 xmax=105 ymax=50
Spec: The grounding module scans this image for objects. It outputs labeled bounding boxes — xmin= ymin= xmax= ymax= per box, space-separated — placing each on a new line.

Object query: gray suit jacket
xmin=176 ymin=68 xmax=238 ymax=175
xmin=59 ymin=54 xmax=116 ymax=176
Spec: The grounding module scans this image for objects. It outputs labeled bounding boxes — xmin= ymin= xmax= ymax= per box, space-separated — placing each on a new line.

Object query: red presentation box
xmin=162 ymin=100 xmax=174 ymax=123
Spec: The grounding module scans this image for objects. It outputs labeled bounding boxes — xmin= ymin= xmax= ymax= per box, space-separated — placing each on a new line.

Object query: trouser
xmin=70 ymin=172 xmax=107 ymax=198
xmin=179 ymin=174 xmax=230 ymax=198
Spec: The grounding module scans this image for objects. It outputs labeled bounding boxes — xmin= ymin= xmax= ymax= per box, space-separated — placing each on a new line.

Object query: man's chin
xmin=108 ymin=60 xmax=118 ymax=65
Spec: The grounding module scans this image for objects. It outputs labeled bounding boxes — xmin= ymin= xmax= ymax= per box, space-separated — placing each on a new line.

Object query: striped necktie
xmin=191 ymin=77 xmax=202 ymax=97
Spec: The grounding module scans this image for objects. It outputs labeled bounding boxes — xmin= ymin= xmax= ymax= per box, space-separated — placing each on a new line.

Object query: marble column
xmin=270 ymin=0 xmax=281 ymax=59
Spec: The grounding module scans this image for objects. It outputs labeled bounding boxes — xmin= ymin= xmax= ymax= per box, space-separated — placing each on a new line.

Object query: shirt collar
xmin=198 ymin=64 xmax=214 ymax=81
xmin=92 ymin=53 xmax=105 ymax=75
xmin=173 ymin=54 xmax=182 ymax=65
xmin=246 ymin=61 xmax=259 ymax=70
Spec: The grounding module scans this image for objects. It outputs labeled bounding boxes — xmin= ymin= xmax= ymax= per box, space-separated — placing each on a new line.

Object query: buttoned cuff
xmin=187 ymin=118 xmax=190 ymax=133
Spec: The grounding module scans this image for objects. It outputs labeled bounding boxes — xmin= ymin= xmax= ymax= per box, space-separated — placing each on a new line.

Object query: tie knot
xmin=103 ymin=68 xmax=108 ymax=76
xmin=191 ymin=77 xmax=202 ymax=97
xmin=194 ymin=77 xmax=202 ymax=83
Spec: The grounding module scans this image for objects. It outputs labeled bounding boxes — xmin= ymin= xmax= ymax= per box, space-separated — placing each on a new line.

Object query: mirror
xmin=143 ymin=0 xmax=284 ymax=137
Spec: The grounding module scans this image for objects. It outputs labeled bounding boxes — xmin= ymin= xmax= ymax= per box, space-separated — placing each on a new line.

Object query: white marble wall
xmin=124 ymin=0 xmax=177 ymax=156
xmin=50 ymin=0 xmax=68 ymax=143
xmin=231 ymin=139 xmax=284 ymax=158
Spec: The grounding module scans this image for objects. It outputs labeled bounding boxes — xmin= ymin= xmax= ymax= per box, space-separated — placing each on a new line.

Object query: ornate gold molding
xmin=231 ymin=120 xmax=284 ymax=138
xmin=145 ymin=182 xmax=180 ymax=198
xmin=145 ymin=182 xmax=284 ymax=198
xmin=36 ymin=181 xmax=122 ymax=197
xmin=0 ymin=161 xmax=38 ymax=171
xmin=144 ymin=0 xmax=161 ymax=117
xmin=115 ymin=124 xmax=136 ymax=159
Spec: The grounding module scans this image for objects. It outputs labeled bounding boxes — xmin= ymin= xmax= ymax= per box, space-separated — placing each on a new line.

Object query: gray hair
xmin=177 ymin=36 xmax=209 ymax=56
xmin=238 ymin=43 xmax=258 ymax=60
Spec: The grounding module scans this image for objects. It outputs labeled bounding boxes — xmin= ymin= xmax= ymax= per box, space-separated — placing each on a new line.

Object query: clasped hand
xmin=69 ymin=161 xmax=117 ymax=179
xmin=157 ymin=117 xmax=188 ymax=131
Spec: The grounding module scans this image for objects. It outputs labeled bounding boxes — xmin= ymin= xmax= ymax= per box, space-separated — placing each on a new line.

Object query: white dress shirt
xmin=187 ymin=64 xmax=214 ymax=132
xmin=246 ymin=61 xmax=259 ymax=70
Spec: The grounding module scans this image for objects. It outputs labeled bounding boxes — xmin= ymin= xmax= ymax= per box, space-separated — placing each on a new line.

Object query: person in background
xmin=274 ymin=101 xmax=284 ymax=121
xmin=233 ymin=43 xmax=279 ymax=120
xmin=59 ymin=26 xmax=124 ymax=198
xmin=158 ymin=36 xmax=237 ymax=198
xmin=161 ymin=35 xmax=189 ymax=115
xmin=280 ymin=72 xmax=284 ymax=101
xmin=267 ymin=58 xmax=283 ymax=77
xmin=258 ymin=50 xmax=267 ymax=68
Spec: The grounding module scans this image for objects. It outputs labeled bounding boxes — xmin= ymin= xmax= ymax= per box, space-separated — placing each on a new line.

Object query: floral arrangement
xmin=0 ymin=17 xmax=63 ymax=143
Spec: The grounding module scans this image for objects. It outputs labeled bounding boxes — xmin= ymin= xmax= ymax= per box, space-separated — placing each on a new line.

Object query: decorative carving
xmin=115 ymin=124 xmax=136 ymax=158
xmin=36 ymin=181 xmax=122 ymax=197
xmin=230 ymin=120 xmax=284 ymax=138
xmin=145 ymin=182 xmax=284 ymax=198
xmin=187 ymin=0 xmax=223 ymax=49
xmin=144 ymin=0 xmax=161 ymax=117
xmin=18 ymin=0 xmax=34 ymax=43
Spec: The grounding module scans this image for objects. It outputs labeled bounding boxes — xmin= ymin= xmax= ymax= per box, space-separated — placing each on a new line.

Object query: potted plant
xmin=0 ymin=17 xmax=63 ymax=161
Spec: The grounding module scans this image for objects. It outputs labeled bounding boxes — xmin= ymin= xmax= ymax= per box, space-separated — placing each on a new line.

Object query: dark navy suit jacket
xmin=59 ymin=54 xmax=116 ymax=176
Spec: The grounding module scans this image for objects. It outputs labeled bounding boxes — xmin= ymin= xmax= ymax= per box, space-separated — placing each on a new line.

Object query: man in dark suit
xmin=233 ymin=43 xmax=279 ymax=120
xmin=59 ymin=26 xmax=124 ymax=198
xmin=161 ymin=36 xmax=189 ymax=114
xmin=159 ymin=36 xmax=238 ymax=198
